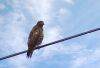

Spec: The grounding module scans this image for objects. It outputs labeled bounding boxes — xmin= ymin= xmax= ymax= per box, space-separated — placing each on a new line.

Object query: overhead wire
xmin=0 ymin=27 xmax=100 ymax=61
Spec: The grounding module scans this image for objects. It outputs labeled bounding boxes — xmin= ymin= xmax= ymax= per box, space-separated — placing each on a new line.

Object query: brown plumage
xmin=27 ymin=21 xmax=44 ymax=58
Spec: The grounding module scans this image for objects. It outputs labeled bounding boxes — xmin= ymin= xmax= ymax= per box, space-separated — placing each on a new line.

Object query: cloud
xmin=57 ymin=8 xmax=71 ymax=20
xmin=59 ymin=8 xmax=69 ymax=15
xmin=0 ymin=0 xmax=76 ymax=68
xmin=70 ymin=47 xmax=100 ymax=68
xmin=0 ymin=0 xmax=59 ymax=68
xmin=0 ymin=1 xmax=27 ymax=68
xmin=23 ymin=0 xmax=53 ymax=24
xmin=71 ymin=57 xmax=87 ymax=68
xmin=0 ymin=16 xmax=4 ymax=25
xmin=65 ymin=0 xmax=75 ymax=5
xmin=38 ymin=41 xmax=86 ymax=62
xmin=0 ymin=3 xmax=6 ymax=10
xmin=9 ymin=55 xmax=28 ymax=68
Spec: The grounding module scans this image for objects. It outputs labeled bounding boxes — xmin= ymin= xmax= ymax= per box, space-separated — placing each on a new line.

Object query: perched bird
xmin=27 ymin=21 xmax=44 ymax=58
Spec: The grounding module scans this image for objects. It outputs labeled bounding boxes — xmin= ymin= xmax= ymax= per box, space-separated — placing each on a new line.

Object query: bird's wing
xmin=28 ymin=26 xmax=37 ymax=40
xmin=28 ymin=27 xmax=41 ymax=47
xmin=27 ymin=27 xmax=42 ymax=58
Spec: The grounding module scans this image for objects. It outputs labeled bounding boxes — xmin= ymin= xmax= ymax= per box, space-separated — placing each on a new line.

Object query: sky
xmin=0 ymin=0 xmax=100 ymax=68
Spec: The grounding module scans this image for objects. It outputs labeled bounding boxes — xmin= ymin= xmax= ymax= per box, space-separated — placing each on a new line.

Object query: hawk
xmin=27 ymin=21 xmax=44 ymax=58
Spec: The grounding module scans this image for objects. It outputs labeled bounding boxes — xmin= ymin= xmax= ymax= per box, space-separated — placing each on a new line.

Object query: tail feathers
xmin=27 ymin=49 xmax=34 ymax=58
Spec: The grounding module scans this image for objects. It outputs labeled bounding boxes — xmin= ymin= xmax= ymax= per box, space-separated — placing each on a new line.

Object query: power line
xmin=0 ymin=27 xmax=100 ymax=61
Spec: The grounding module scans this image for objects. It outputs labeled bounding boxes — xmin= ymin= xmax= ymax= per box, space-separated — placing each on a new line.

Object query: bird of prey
xmin=27 ymin=21 xmax=44 ymax=58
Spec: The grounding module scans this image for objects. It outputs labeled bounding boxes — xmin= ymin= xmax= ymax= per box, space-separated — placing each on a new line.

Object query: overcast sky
xmin=0 ymin=0 xmax=100 ymax=68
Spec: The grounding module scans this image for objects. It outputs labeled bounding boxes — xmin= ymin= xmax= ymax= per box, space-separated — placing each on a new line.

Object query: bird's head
xmin=37 ymin=20 xmax=44 ymax=26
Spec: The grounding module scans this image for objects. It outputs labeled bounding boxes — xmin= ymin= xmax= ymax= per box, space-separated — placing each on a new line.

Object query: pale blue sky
xmin=0 ymin=0 xmax=100 ymax=68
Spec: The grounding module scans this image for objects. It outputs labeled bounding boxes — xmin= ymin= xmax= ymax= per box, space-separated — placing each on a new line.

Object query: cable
xmin=0 ymin=27 xmax=100 ymax=61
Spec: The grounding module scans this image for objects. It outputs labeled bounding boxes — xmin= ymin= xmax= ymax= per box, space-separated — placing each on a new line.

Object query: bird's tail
xmin=27 ymin=48 xmax=34 ymax=58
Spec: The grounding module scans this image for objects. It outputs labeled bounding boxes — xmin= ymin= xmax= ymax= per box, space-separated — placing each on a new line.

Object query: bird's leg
xmin=35 ymin=45 xmax=40 ymax=50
